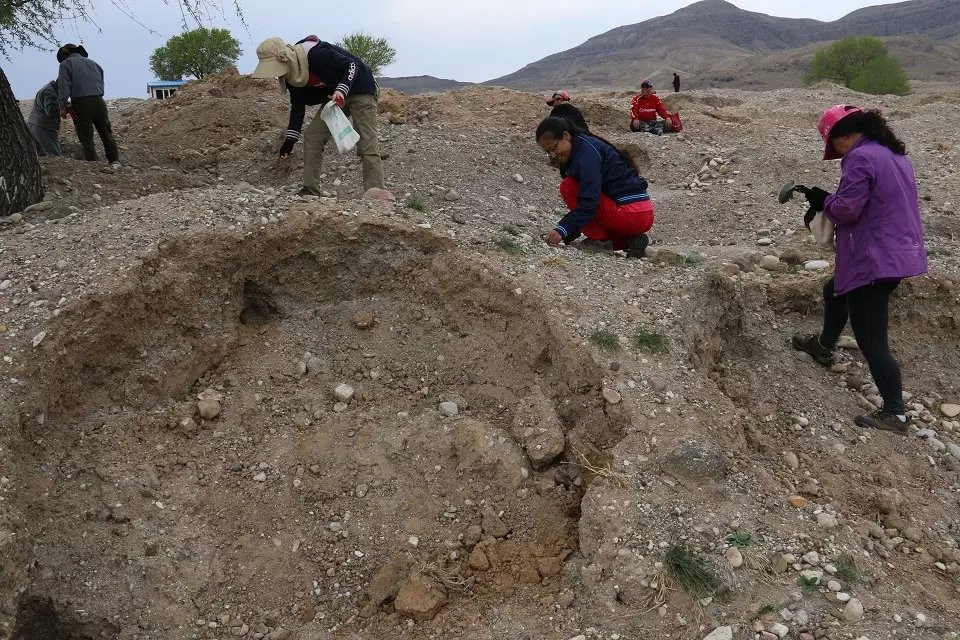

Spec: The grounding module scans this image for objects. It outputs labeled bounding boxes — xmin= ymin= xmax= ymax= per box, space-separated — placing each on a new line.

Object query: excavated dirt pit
xmin=11 ymin=215 xmax=627 ymax=638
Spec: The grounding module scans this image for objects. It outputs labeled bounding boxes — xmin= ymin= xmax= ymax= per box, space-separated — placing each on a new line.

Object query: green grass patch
xmin=495 ymin=237 xmax=523 ymax=255
xmin=632 ymin=328 xmax=668 ymax=353
xmin=835 ymin=555 xmax=861 ymax=583
xmin=664 ymin=545 xmax=721 ymax=597
xmin=796 ymin=575 xmax=820 ymax=596
xmin=589 ymin=329 xmax=621 ymax=352
xmin=683 ymin=252 xmax=704 ymax=267
xmin=724 ymin=532 xmax=752 ymax=548
xmin=405 ymin=196 xmax=427 ymax=212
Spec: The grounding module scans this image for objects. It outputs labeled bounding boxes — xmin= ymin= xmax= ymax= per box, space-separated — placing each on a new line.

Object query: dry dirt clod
xmin=394 ymin=575 xmax=448 ymax=621
xmin=481 ymin=505 xmax=510 ymax=538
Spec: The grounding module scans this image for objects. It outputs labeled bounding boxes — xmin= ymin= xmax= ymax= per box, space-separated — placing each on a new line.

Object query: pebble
xmin=783 ymin=452 xmax=799 ymax=470
xmin=837 ymin=336 xmax=859 ymax=350
xmin=947 ymin=443 xmax=960 ymax=459
xmin=24 ymin=200 xmax=54 ymax=212
xmin=941 ymin=403 xmax=960 ymax=418
xmin=602 ymin=388 xmax=623 ymax=404
xmin=827 ymin=580 xmax=842 ymax=591
xmin=333 ymin=383 xmax=355 ymax=403
xmin=253 ymin=472 xmax=267 ymax=482
xmin=759 ymin=255 xmax=781 ymax=270
xmin=804 ymin=259 xmax=830 ymax=271
xmin=438 ymin=401 xmax=459 ymax=416
xmin=756 ymin=237 xmax=773 ymax=246
xmin=788 ymin=495 xmax=808 ymax=508
xmin=197 ymin=398 xmax=222 ymax=420
xmin=843 ymin=598 xmax=865 ymax=622
xmin=513 ymin=173 xmax=524 ymax=183
xmin=444 ymin=189 xmax=461 ymax=201
xmin=769 ymin=623 xmax=789 ymax=639
xmin=802 ymin=551 xmax=820 ymax=566
xmin=725 ymin=546 xmax=744 ymax=568
xmin=816 ymin=513 xmax=839 ymax=529
xmin=702 ymin=626 xmax=733 ymax=640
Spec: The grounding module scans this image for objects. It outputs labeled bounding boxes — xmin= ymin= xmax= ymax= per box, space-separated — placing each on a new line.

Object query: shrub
xmin=805 ymin=36 xmax=910 ymax=96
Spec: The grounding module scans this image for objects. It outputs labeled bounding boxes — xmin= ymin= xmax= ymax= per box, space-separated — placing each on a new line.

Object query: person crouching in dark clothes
xmin=536 ymin=117 xmax=654 ymax=258
xmin=546 ymin=90 xmax=589 ymax=132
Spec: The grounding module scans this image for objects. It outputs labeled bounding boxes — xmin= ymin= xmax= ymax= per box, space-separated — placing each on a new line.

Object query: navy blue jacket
xmin=284 ymin=40 xmax=378 ymax=142
xmin=555 ymin=134 xmax=649 ymax=238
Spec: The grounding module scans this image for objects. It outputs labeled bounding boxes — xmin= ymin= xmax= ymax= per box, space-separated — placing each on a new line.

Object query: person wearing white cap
xmin=251 ymin=36 xmax=386 ymax=197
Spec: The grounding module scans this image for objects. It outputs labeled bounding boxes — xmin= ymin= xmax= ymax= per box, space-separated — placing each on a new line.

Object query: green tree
xmin=150 ymin=27 xmax=241 ymax=81
xmin=336 ymin=31 xmax=396 ymax=76
xmin=805 ymin=36 xmax=910 ymax=95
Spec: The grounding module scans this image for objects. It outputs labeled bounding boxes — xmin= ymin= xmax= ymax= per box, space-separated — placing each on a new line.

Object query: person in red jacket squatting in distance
xmin=536 ymin=117 xmax=654 ymax=258
xmin=630 ymin=81 xmax=672 ymax=135
xmin=792 ymin=105 xmax=928 ymax=435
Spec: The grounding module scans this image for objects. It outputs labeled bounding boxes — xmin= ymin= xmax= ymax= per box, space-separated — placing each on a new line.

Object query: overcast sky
xmin=5 ymin=0 xmax=903 ymax=99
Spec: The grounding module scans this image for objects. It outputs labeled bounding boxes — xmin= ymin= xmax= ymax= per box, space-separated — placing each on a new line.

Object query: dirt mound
xmin=11 ymin=213 xmax=628 ymax=637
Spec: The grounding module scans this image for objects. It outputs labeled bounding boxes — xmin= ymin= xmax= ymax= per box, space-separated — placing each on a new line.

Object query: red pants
xmin=559 ymin=177 xmax=654 ymax=251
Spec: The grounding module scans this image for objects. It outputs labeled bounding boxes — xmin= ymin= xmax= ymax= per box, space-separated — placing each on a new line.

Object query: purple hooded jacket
xmin=823 ymin=137 xmax=927 ymax=295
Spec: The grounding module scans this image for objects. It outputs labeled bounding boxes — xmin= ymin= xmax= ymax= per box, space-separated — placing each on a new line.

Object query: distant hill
xmin=486 ymin=0 xmax=960 ymax=90
xmin=377 ymin=75 xmax=474 ymax=95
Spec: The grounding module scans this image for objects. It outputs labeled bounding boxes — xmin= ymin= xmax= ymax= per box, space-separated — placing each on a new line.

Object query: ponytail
xmin=535 ymin=117 xmax=643 ymax=175
xmin=829 ymin=109 xmax=906 ymax=155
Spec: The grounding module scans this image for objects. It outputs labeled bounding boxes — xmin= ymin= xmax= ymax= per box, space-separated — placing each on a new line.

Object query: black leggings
xmin=820 ymin=277 xmax=904 ymax=414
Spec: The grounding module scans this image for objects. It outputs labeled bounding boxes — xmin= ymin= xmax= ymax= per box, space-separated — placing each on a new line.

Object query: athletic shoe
xmin=791 ymin=333 xmax=835 ymax=366
xmin=627 ymin=234 xmax=649 ymax=259
xmin=854 ymin=408 xmax=909 ymax=435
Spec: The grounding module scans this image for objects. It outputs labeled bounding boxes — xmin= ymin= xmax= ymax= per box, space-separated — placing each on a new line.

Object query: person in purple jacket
xmin=792 ymin=105 xmax=927 ymax=435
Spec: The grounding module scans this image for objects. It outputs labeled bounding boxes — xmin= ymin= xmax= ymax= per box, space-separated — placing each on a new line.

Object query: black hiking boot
xmin=791 ymin=333 xmax=835 ymax=366
xmin=854 ymin=408 xmax=909 ymax=436
xmin=626 ymin=234 xmax=649 ymax=259
xmin=296 ymin=186 xmax=318 ymax=197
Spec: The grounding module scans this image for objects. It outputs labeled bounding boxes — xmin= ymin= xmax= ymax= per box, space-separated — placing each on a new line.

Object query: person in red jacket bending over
xmin=630 ymin=81 xmax=672 ymax=135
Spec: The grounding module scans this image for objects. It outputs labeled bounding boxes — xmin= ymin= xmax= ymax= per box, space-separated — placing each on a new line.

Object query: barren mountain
xmin=488 ymin=0 xmax=960 ymax=90
xmin=378 ymin=75 xmax=474 ymax=95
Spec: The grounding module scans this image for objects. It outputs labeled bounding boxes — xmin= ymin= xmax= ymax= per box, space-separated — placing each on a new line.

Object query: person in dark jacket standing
xmin=792 ymin=105 xmax=927 ymax=434
xmin=536 ymin=117 xmax=654 ymax=258
xmin=27 ymin=80 xmax=61 ymax=156
xmin=251 ymin=36 xmax=387 ymax=197
xmin=672 ymin=73 xmax=680 ymax=93
xmin=56 ymin=43 xmax=119 ymax=164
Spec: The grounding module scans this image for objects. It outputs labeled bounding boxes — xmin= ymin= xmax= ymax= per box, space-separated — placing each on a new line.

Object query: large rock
xmin=394 ymin=575 xmax=447 ymax=621
xmin=513 ymin=390 xmax=565 ymax=469
xmin=366 ymin=555 xmax=412 ymax=607
xmin=454 ymin=419 xmax=529 ymax=489
xmin=663 ymin=440 xmax=727 ymax=486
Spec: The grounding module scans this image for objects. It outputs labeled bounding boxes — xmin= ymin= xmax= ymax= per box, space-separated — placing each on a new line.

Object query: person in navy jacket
xmin=536 ymin=117 xmax=654 ymax=257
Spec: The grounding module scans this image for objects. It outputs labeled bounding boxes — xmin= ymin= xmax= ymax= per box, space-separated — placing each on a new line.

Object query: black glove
xmin=804 ymin=186 xmax=830 ymax=213
xmin=278 ymin=138 xmax=296 ymax=157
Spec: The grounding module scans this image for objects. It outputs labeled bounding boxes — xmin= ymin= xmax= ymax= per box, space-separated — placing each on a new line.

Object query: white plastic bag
xmin=810 ymin=211 xmax=835 ymax=245
xmin=320 ymin=102 xmax=360 ymax=153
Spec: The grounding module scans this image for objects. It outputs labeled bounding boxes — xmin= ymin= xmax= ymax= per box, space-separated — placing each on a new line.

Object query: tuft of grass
xmin=633 ymin=328 xmax=668 ymax=353
xmin=725 ymin=532 xmax=752 ymax=548
xmin=757 ymin=603 xmax=778 ymax=616
xmin=500 ymin=223 xmax=521 ymax=236
xmin=706 ymin=269 xmax=734 ymax=293
xmin=589 ymin=329 xmax=621 ymax=352
xmin=495 ymin=237 xmax=524 ymax=255
xmin=664 ymin=545 xmax=722 ymax=597
xmin=405 ymin=196 xmax=427 ymax=212
xmin=683 ymin=252 xmax=704 ymax=267
xmin=796 ymin=575 xmax=820 ymax=596
xmin=835 ymin=554 xmax=861 ymax=583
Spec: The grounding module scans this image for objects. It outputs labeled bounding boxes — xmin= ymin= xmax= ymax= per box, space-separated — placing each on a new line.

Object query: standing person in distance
xmin=536 ymin=117 xmax=654 ymax=258
xmin=792 ymin=105 xmax=927 ymax=434
xmin=672 ymin=72 xmax=680 ymax=93
xmin=251 ymin=35 xmax=388 ymax=198
xmin=27 ymin=79 xmax=62 ymax=156
xmin=56 ymin=44 xmax=120 ymax=164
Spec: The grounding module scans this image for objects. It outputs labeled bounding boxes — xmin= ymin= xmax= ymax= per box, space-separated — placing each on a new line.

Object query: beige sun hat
xmin=251 ymin=37 xmax=294 ymax=78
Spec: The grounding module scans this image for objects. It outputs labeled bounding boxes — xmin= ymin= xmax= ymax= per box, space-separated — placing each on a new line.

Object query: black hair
xmin=535 ymin=116 xmax=641 ymax=175
xmin=829 ymin=108 xmax=906 ymax=155
xmin=549 ymin=103 xmax=589 ymax=132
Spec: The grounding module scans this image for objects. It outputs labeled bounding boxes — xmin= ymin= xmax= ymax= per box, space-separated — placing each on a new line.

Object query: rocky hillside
xmin=487 ymin=0 xmax=960 ymax=90
xmin=378 ymin=75 xmax=474 ymax=95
